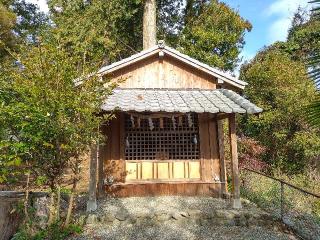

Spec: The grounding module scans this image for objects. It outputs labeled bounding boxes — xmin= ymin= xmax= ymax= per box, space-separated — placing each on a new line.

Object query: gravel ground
xmin=97 ymin=196 xmax=232 ymax=216
xmin=72 ymin=197 xmax=299 ymax=240
xmin=74 ymin=223 xmax=296 ymax=240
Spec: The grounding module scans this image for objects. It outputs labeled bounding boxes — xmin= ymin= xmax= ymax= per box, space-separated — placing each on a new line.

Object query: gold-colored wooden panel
xmin=157 ymin=162 xmax=169 ymax=179
xmin=173 ymin=162 xmax=185 ymax=179
xmin=189 ymin=161 xmax=200 ymax=179
xmin=141 ymin=162 xmax=154 ymax=180
xmin=126 ymin=162 xmax=138 ymax=180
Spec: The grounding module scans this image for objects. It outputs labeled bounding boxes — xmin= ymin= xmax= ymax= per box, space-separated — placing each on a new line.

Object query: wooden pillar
xmin=198 ymin=113 xmax=212 ymax=182
xmin=217 ymin=119 xmax=228 ymax=195
xmin=228 ymin=113 xmax=242 ymax=209
xmin=87 ymin=143 xmax=98 ymax=212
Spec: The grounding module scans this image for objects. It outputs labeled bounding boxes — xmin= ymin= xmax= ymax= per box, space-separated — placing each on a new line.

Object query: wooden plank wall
xmin=198 ymin=113 xmax=220 ymax=182
xmin=106 ymin=182 xmax=221 ymax=197
xmin=108 ymin=55 xmax=217 ymax=89
xmin=101 ymin=113 xmax=222 ymax=197
xmin=102 ymin=113 xmax=125 ymax=183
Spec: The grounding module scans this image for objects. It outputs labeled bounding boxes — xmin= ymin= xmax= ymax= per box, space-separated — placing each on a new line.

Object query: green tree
xmin=11 ymin=0 xmax=48 ymax=41
xmin=0 ymin=0 xmax=48 ymax=60
xmin=280 ymin=1 xmax=320 ymax=128
xmin=305 ymin=0 xmax=320 ymax=127
xmin=0 ymin=32 xmax=113 ymax=226
xmin=177 ymin=0 xmax=252 ymax=71
xmin=46 ymin=0 xmax=250 ymax=71
xmin=240 ymin=47 xmax=320 ymax=174
xmin=48 ymin=0 xmax=144 ymax=68
xmin=0 ymin=1 xmax=16 ymax=59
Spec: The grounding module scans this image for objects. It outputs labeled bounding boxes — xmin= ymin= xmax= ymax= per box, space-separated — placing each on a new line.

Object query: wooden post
xmin=143 ymin=0 xmax=157 ymax=50
xmin=228 ymin=114 xmax=242 ymax=209
xmin=217 ymin=119 xmax=228 ymax=195
xmin=87 ymin=143 xmax=98 ymax=212
xmin=97 ymin=125 xmax=104 ymax=198
xmin=97 ymin=141 xmax=104 ymax=198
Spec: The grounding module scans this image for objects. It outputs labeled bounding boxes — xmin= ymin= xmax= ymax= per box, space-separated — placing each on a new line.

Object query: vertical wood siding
xmin=107 ymin=55 xmax=217 ymax=89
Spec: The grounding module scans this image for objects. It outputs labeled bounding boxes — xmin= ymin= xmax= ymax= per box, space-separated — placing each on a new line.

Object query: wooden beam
xmin=228 ymin=113 xmax=242 ymax=209
xmin=217 ymin=119 xmax=228 ymax=195
xmin=87 ymin=143 xmax=98 ymax=212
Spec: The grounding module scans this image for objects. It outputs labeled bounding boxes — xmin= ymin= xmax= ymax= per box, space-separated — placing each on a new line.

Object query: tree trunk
xmin=65 ymin=165 xmax=79 ymax=226
xmin=47 ymin=191 xmax=56 ymax=225
xmin=56 ymin=185 xmax=61 ymax=221
xmin=23 ymin=170 xmax=31 ymax=225
xmin=143 ymin=0 xmax=157 ymax=50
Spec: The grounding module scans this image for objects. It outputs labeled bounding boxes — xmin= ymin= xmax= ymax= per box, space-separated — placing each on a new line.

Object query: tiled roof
xmin=102 ymin=88 xmax=262 ymax=114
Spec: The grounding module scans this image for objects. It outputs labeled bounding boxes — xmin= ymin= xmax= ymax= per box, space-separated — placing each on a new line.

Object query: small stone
xmin=200 ymin=219 xmax=209 ymax=226
xmin=127 ymin=217 xmax=137 ymax=224
xmin=154 ymin=211 xmax=163 ymax=217
xmin=156 ymin=213 xmax=170 ymax=222
xmin=171 ymin=212 xmax=183 ymax=220
xmin=136 ymin=211 xmax=148 ymax=218
xmin=215 ymin=210 xmax=237 ymax=220
xmin=115 ymin=210 xmax=128 ymax=221
xmin=234 ymin=215 xmax=247 ymax=227
xmin=187 ymin=209 xmax=201 ymax=218
xmin=86 ymin=214 xmax=98 ymax=224
xmin=180 ymin=211 xmax=189 ymax=217
xmin=101 ymin=214 xmax=115 ymax=223
xmin=202 ymin=212 xmax=215 ymax=219
xmin=241 ymin=198 xmax=251 ymax=206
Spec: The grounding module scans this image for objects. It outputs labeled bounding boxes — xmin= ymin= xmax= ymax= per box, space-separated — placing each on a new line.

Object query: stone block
xmin=101 ymin=214 xmax=115 ymax=223
xmin=156 ymin=213 xmax=171 ymax=222
xmin=115 ymin=210 xmax=128 ymax=221
xmin=86 ymin=214 xmax=99 ymax=224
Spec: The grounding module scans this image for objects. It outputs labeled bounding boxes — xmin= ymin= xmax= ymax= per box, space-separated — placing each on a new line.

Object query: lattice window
xmin=125 ymin=113 xmax=200 ymax=160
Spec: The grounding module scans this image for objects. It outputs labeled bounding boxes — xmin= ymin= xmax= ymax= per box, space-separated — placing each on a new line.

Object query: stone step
xmin=82 ymin=208 xmax=276 ymax=228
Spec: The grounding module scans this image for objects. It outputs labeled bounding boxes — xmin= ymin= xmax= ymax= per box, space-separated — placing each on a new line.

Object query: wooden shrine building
xmin=86 ymin=40 xmax=262 ymax=211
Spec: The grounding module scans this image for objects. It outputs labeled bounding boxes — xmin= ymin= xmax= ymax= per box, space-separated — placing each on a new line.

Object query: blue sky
xmin=28 ymin=0 xmax=312 ymax=65
xmin=223 ymin=0 xmax=312 ymax=63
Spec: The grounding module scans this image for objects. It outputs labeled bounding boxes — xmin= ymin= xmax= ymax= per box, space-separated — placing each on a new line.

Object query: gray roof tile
xmin=101 ymin=88 xmax=263 ymax=114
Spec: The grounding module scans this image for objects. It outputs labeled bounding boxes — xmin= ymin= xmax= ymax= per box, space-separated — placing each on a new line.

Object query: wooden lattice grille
xmin=125 ymin=113 xmax=200 ymax=160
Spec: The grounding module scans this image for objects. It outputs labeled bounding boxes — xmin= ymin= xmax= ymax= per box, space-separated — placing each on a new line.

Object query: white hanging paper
xmin=126 ymin=136 xmax=130 ymax=148
xmin=171 ymin=116 xmax=176 ymax=130
xmin=148 ymin=118 xmax=154 ymax=130
xmin=193 ymin=134 xmax=198 ymax=145
xmin=130 ymin=115 xmax=135 ymax=128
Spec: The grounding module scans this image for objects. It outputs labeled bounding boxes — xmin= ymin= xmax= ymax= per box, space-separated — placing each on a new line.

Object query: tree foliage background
xmin=239 ymin=4 xmax=320 ymax=176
